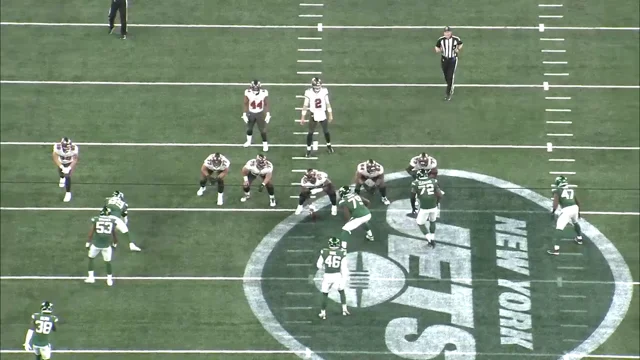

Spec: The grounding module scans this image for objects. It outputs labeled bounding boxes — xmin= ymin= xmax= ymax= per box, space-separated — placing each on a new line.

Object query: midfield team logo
xmin=244 ymin=170 xmax=633 ymax=360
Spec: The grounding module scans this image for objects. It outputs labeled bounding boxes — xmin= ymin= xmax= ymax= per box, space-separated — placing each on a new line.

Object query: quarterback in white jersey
xmin=354 ymin=159 xmax=390 ymax=205
xmin=197 ymin=153 xmax=230 ymax=205
xmin=240 ymin=154 xmax=276 ymax=207
xmin=406 ymin=152 xmax=438 ymax=178
xmin=295 ymin=168 xmax=338 ymax=216
xmin=52 ymin=137 xmax=78 ymax=202
xmin=242 ymin=80 xmax=271 ymax=152
xmin=300 ymin=77 xmax=335 ymax=158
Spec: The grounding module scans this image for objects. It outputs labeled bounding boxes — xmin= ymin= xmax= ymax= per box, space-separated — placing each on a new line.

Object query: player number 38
xmin=35 ymin=320 xmax=53 ymax=334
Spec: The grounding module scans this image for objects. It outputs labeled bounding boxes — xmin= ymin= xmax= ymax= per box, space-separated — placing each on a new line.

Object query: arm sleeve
xmin=435 ymin=39 xmax=441 ymax=48
xmin=316 ymin=254 xmax=324 ymax=270
xmin=25 ymin=329 xmax=34 ymax=344
xmin=341 ymin=257 xmax=349 ymax=277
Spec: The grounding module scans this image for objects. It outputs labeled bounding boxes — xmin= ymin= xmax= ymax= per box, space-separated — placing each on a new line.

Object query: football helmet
xmin=338 ymin=186 xmax=351 ymax=198
xmin=416 ymin=169 xmax=429 ymax=180
xmin=40 ymin=301 xmax=53 ymax=313
xmin=311 ymin=77 xmax=322 ymax=93
xmin=112 ymin=191 xmax=124 ymax=200
xmin=366 ymin=159 xmax=380 ymax=173
xmin=60 ymin=137 xmax=72 ymax=151
xmin=250 ymin=80 xmax=261 ymax=94
xmin=209 ymin=153 xmax=223 ymax=168
xmin=416 ymin=153 xmax=430 ymax=166
xmin=328 ymin=237 xmax=340 ymax=249
xmin=304 ymin=169 xmax=317 ymax=183
xmin=256 ymin=154 xmax=267 ymax=169
xmin=555 ymin=176 xmax=569 ymax=188
xmin=100 ymin=206 xmax=112 ymax=216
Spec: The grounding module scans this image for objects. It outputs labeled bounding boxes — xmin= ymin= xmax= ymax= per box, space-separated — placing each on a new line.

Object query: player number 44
xmin=325 ymin=255 xmax=342 ymax=268
xmin=250 ymin=100 xmax=263 ymax=110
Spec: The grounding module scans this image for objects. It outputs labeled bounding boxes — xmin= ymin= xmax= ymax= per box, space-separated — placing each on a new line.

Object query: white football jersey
xmin=409 ymin=155 xmax=438 ymax=171
xmin=245 ymin=89 xmax=269 ymax=114
xmin=303 ymin=88 xmax=330 ymax=121
xmin=357 ymin=161 xmax=384 ymax=178
xmin=203 ymin=154 xmax=230 ymax=171
xmin=52 ymin=143 xmax=79 ymax=165
xmin=301 ymin=170 xmax=329 ymax=188
xmin=244 ymin=159 xmax=273 ymax=176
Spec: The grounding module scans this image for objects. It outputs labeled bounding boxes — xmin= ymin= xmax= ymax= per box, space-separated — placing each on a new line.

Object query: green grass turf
xmin=1 ymin=0 xmax=639 ymax=358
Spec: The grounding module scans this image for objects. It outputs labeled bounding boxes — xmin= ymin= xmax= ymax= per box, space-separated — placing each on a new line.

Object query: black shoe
xmin=109 ymin=27 xmax=114 ymax=35
xmin=406 ymin=211 xmax=417 ymax=218
xmin=305 ymin=150 xmax=312 ymax=158
xmin=327 ymin=145 xmax=334 ymax=154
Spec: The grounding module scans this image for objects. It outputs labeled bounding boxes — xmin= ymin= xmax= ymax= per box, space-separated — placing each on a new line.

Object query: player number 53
xmin=96 ymin=221 xmax=113 ymax=234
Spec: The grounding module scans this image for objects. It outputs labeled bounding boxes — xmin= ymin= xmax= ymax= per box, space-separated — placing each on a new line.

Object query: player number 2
xmin=314 ymin=98 xmax=322 ymax=109
xmin=96 ymin=221 xmax=113 ymax=234
xmin=325 ymin=255 xmax=342 ymax=268
xmin=420 ymin=183 xmax=435 ymax=196
xmin=250 ymin=100 xmax=263 ymax=110
xmin=35 ymin=320 xmax=53 ymax=334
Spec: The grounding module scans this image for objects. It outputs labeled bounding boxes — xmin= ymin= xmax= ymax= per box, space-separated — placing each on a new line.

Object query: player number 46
xmin=325 ymin=255 xmax=342 ymax=268
xmin=420 ymin=183 xmax=435 ymax=196
xmin=35 ymin=320 xmax=53 ymax=334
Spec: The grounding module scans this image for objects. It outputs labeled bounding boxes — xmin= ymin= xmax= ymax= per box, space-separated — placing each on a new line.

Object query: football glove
xmin=242 ymin=113 xmax=249 ymax=123
xmin=265 ymin=112 xmax=271 ymax=124
xmin=85 ymin=242 xmax=90 ymax=249
xmin=23 ymin=343 xmax=32 ymax=352
xmin=258 ymin=183 xmax=265 ymax=192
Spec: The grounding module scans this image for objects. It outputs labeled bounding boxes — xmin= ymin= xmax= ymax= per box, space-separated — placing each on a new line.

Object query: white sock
xmin=88 ymin=270 xmax=94 ymax=278
xmin=554 ymin=245 xmax=560 ymax=251
xmin=342 ymin=304 xmax=347 ymax=311
xmin=107 ymin=274 xmax=113 ymax=280
xmin=218 ymin=192 xmax=223 ymax=198
xmin=263 ymin=141 xmax=268 ymax=146
xmin=269 ymin=195 xmax=275 ymax=199
xmin=245 ymin=191 xmax=250 ymax=196
xmin=307 ymin=146 xmax=311 ymax=150
xmin=246 ymin=135 xmax=252 ymax=142
xmin=200 ymin=186 xmax=206 ymax=190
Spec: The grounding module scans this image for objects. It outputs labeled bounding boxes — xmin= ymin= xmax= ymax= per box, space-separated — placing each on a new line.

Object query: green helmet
xmin=40 ymin=301 xmax=53 ymax=313
xmin=416 ymin=169 xmax=429 ymax=179
xmin=328 ymin=237 xmax=340 ymax=249
xmin=112 ymin=191 xmax=124 ymax=200
xmin=554 ymin=176 xmax=568 ymax=188
xmin=338 ymin=186 xmax=351 ymax=198
xmin=100 ymin=206 xmax=112 ymax=216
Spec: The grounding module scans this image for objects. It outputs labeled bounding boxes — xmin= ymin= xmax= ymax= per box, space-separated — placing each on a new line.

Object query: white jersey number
xmin=96 ymin=221 xmax=114 ymax=234
xmin=35 ymin=320 xmax=53 ymax=334
xmin=324 ymin=255 xmax=342 ymax=269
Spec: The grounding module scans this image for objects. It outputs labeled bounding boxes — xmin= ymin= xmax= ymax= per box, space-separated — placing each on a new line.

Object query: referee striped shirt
xmin=436 ymin=36 xmax=463 ymax=58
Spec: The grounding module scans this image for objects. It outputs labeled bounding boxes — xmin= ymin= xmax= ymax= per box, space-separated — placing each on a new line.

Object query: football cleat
xmin=63 ymin=192 xmax=72 ymax=202
xmin=40 ymin=301 xmax=53 ymax=313
xmin=365 ymin=234 xmax=375 ymax=242
xmin=328 ymin=237 xmax=340 ymax=249
xmin=84 ymin=277 xmax=95 ymax=284
xmin=311 ymin=77 xmax=323 ymax=93
xmin=338 ymin=186 xmax=351 ymax=199
xmin=106 ymin=277 xmax=114 ymax=286
xmin=262 ymin=143 xmax=269 ymax=152
xmin=197 ymin=187 xmax=206 ymax=196
xmin=129 ymin=243 xmax=141 ymax=252
xmin=217 ymin=194 xmax=224 ymax=206
xmin=331 ymin=205 xmax=338 ymax=216
xmin=269 ymin=198 xmax=276 ymax=207
xmin=547 ymin=249 xmax=559 ymax=256
xmin=243 ymin=141 xmax=251 ymax=148
xmin=109 ymin=26 xmax=114 ymax=35
xmin=575 ymin=236 xmax=583 ymax=245
xmin=250 ymin=80 xmax=261 ymax=94
xmin=381 ymin=197 xmax=391 ymax=205
xmin=241 ymin=194 xmax=251 ymax=202
xmin=305 ymin=150 xmax=312 ymax=158
xmin=121 ymin=35 xmax=126 ymax=40
xmin=295 ymin=205 xmax=303 ymax=215
xmin=342 ymin=309 xmax=351 ymax=316
xmin=327 ymin=145 xmax=334 ymax=154
xmin=318 ymin=310 xmax=326 ymax=320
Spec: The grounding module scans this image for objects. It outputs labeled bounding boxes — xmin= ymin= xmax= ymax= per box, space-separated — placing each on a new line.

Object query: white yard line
xmin=546 ymin=108 xmax=572 ymax=112
xmin=298 ymin=15 xmax=323 ymax=18
xmin=297 ymin=37 xmax=322 ymax=40
xmin=0 ymin=349 xmax=637 ymax=358
xmin=539 ymin=15 xmax=564 ymax=19
xmin=1 ymin=207 xmax=637 ymax=215
xmin=296 ymin=71 xmax=322 ymax=75
xmin=539 ymin=4 xmax=563 ymax=7
xmin=549 ymin=158 xmax=575 ymax=161
xmin=540 ymin=38 xmax=565 ymax=41
xmin=546 ymin=133 xmax=573 ymax=136
xmin=297 ymin=59 xmax=322 ymax=63
xmin=546 ymin=96 xmax=571 ymax=99
xmin=299 ymin=3 xmax=324 ymax=6
xmin=544 ymin=73 xmax=569 ymax=76
xmin=2 ymin=142 xmax=638 ymax=150
xmin=542 ymin=49 xmax=566 ymax=53
xmin=1 ymin=22 xmax=638 ymax=31
xmin=546 ymin=121 xmax=572 ymax=124
xmin=549 ymin=171 xmax=577 ymax=175
xmin=297 ymin=48 xmax=322 ymax=52
xmin=543 ymin=61 xmax=568 ymax=64
xmin=2 ymin=80 xmax=638 ymax=89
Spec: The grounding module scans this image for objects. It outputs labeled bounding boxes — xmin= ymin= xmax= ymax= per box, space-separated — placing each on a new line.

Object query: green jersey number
xmin=35 ymin=320 xmax=53 ymax=334
xmin=95 ymin=221 xmax=113 ymax=234
xmin=324 ymin=255 xmax=342 ymax=269
xmin=349 ymin=196 xmax=364 ymax=208
xmin=561 ymin=189 xmax=574 ymax=200
xmin=420 ymin=183 xmax=435 ymax=196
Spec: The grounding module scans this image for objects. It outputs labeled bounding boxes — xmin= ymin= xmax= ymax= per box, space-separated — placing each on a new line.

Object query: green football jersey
xmin=90 ymin=215 xmax=117 ymax=248
xmin=553 ymin=186 xmax=577 ymax=207
xmin=338 ymin=193 xmax=370 ymax=218
xmin=105 ymin=196 xmax=128 ymax=219
xmin=411 ymin=178 xmax=440 ymax=209
xmin=320 ymin=248 xmax=347 ymax=274
xmin=30 ymin=312 xmax=58 ymax=347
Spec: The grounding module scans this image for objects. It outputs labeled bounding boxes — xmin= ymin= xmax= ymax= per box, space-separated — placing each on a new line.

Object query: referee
xmin=435 ymin=26 xmax=463 ymax=101
xmin=108 ymin=0 xmax=128 ymax=39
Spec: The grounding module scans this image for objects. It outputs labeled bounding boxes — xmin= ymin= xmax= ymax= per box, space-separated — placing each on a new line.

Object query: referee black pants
xmin=441 ymin=57 xmax=458 ymax=95
xmin=108 ymin=0 xmax=128 ymax=35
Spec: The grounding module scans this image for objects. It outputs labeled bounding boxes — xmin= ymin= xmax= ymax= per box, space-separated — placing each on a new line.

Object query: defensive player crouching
xmin=242 ymin=80 xmax=271 ymax=152
xmin=52 ymin=137 xmax=78 ymax=202
xmin=316 ymin=237 xmax=350 ymax=319
xmin=241 ymin=154 xmax=276 ymax=207
xmin=295 ymin=169 xmax=338 ymax=216
xmin=410 ymin=169 xmax=442 ymax=247
xmin=354 ymin=159 xmax=390 ymax=205
xmin=406 ymin=152 xmax=438 ymax=179
xmin=300 ymin=77 xmax=334 ymax=157
xmin=338 ymin=186 xmax=374 ymax=248
xmin=197 ymin=153 xmax=230 ymax=206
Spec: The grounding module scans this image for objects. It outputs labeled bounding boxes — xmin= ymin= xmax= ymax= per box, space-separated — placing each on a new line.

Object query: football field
xmin=1 ymin=1 xmax=639 ymax=359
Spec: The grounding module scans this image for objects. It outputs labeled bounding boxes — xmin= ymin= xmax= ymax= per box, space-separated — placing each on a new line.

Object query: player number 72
xmin=420 ymin=183 xmax=435 ymax=196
